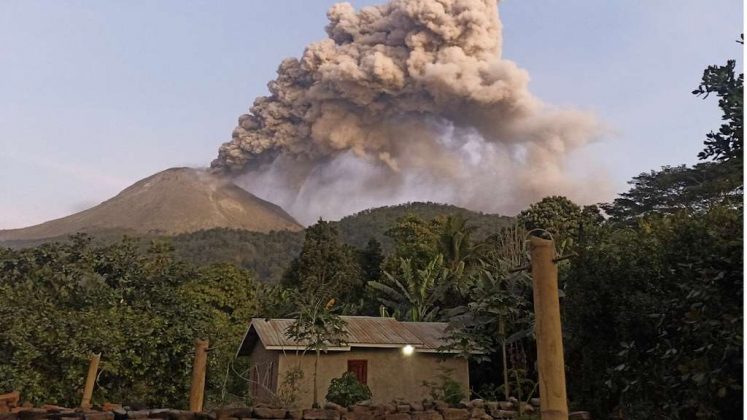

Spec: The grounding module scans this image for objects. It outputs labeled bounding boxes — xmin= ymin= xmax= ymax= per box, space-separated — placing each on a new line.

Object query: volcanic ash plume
xmin=211 ymin=0 xmax=610 ymax=224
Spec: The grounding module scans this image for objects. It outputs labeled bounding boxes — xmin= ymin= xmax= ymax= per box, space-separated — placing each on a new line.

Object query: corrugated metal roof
xmin=236 ymin=316 xmax=456 ymax=356
xmin=400 ymin=322 xmax=453 ymax=353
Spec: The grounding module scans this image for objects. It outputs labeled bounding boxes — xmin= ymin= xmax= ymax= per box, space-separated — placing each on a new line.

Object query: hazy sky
xmin=0 ymin=0 xmax=742 ymax=229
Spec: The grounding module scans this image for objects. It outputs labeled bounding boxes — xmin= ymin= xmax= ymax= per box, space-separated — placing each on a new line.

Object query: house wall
xmin=276 ymin=348 xmax=469 ymax=408
xmin=247 ymin=342 xmax=280 ymax=404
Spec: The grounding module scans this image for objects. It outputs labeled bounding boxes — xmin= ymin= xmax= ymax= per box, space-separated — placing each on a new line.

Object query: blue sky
xmin=0 ymin=0 xmax=742 ymax=228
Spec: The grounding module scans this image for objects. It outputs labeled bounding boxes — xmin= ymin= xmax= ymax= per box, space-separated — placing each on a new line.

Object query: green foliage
xmin=422 ymin=368 xmax=466 ymax=406
xmin=325 ymin=372 xmax=372 ymax=407
xmin=0 ymin=236 xmax=263 ymax=408
xmin=369 ymin=255 xmax=454 ymax=321
xmin=3 ymin=202 xmax=511 ymax=286
xmin=507 ymin=368 xmax=538 ymax=409
xmin=335 ymin=202 xmax=513 ymax=250
xmin=516 ymin=196 xmax=601 ymax=245
xmin=443 ymin=225 xmax=533 ymax=358
xmin=381 ymin=214 xmax=484 ymax=305
xmin=562 ymin=47 xmax=744 ymax=417
xmin=441 ymin=225 xmax=535 ymax=404
xmin=282 ymin=220 xmax=363 ymax=303
xmin=384 ymin=214 xmax=443 ymax=270
xmin=474 ymin=383 xmax=502 ymax=402
xmin=691 ymin=37 xmax=743 ymax=163
xmin=182 ymin=263 xmax=263 ymax=406
xmin=285 ymin=292 xmax=349 ymax=354
xmin=172 ymin=228 xmax=303 ymax=283
xmin=564 ymin=207 xmax=743 ymax=418
xmin=276 ymin=366 xmax=305 ymax=408
xmin=443 ymin=269 xmax=532 ymax=361
xmin=255 ymin=284 xmax=298 ymax=318
xmin=437 ymin=215 xmax=482 ymax=271
xmin=285 ymin=292 xmax=348 ymax=408
xmin=602 ymin=162 xmax=743 ymax=223
xmin=358 ymin=238 xmax=385 ymax=283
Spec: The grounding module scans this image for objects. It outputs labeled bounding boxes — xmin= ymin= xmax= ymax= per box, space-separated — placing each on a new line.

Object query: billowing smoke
xmin=211 ymin=0 xmax=610 ymax=225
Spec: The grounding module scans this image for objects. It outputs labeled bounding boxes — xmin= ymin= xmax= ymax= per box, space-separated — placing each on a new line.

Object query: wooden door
xmin=347 ymin=360 xmax=368 ymax=384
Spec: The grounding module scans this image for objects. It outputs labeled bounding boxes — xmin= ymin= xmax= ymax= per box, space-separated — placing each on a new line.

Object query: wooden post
xmin=529 ymin=236 xmax=568 ymax=420
xmin=189 ymin=339 xmax=209 ymax=412
xmin=0 ymin=391 xmax=21 ymax=413
xmin=80 ymin=353 xmax=101 ymax=409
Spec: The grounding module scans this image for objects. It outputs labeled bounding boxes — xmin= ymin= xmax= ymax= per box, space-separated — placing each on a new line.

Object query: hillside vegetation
xmin=334 ymin=202 xmax=514 ymax=248
xmin=171 ymin=202 xmax=512 ymax=283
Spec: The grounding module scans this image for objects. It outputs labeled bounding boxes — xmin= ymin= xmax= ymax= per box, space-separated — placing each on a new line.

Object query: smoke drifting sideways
xmin=211 ymin=0 xmax=611 ymax=225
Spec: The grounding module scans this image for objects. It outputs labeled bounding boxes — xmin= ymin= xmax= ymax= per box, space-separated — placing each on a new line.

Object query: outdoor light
xmin=402 ymin=344 xmax=415 ymax=356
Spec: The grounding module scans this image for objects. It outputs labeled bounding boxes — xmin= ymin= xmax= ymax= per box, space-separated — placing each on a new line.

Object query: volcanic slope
xmin=0 ymin=167 xmax=303 ymax=242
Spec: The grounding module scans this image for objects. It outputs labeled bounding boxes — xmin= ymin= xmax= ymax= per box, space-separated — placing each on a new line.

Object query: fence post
xmin=189 ymin=339 xmax=209 ymax=412
xmin=80 ymin=353 xmax=101 ymax=409
xmin=529 ymin=236 xmax=568 ymax=420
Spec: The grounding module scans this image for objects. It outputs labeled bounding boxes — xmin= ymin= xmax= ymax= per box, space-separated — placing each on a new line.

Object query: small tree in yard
xmin=285 ymin=292 xmax=347 ymax=408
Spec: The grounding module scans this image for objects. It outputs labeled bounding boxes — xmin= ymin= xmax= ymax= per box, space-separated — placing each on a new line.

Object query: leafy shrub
xmin=325 ymin=372 xmax=372 ymax=407
xmin=422 ymin=368 xmax=466 ymax=406
xmin=476 ymin=383 xmax=502 ymax=401
xmin=276 ymin=366 xmax=305 ymax=408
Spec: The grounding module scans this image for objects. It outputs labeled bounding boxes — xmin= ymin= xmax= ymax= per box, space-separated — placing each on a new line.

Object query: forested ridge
xmin=0 ymin=39 xmax=742 ymax=419
xmin=0 ymin=202 xmax=511 ymax=284
xmin=170 ymin=202 xmax=512 ymax=283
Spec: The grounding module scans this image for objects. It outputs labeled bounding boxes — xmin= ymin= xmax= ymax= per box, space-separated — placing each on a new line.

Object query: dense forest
xmin=0 ymin=40 xmax=742 ymax=419
xmin=169 ymin=202 xmax=513 ymax=284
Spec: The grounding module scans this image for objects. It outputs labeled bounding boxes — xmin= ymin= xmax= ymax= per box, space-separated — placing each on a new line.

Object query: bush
xmin=422 ymin=368 xmax=466 ymax=406
xmin=325 ymin=372 xmax=372 ymax=407
xmin=276 ymin=366 xmax=305 ymax=408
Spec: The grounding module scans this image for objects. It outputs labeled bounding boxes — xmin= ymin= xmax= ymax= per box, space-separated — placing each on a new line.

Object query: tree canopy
xmin=691 ymin=36 xmax=743 ymax=163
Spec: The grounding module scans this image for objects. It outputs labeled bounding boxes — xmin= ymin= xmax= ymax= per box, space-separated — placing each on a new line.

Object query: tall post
xmin=81 ymin=353 xmax=101 ymax=409
xmin=529 ymin=236 xmax=568 ymax=420
xmin=189 ymin=339 xmax=209 ymax=412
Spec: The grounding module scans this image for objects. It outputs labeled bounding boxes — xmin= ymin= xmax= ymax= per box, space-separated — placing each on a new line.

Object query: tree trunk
xmin=313 ymin=349 xmax=320 ymax=408
xmin=514 ymin=367 xmax=523 ymax=416
xmin=499 ymin=318 xmax=509 ymax=401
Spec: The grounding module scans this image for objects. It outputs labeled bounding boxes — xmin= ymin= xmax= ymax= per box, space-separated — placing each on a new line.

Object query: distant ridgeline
xmin=0 ymin=202 xmax=513 ymax=283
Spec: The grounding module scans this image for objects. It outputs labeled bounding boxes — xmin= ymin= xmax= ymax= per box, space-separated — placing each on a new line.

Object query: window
xmin=347 ymin=360 xmax=368 ymax=384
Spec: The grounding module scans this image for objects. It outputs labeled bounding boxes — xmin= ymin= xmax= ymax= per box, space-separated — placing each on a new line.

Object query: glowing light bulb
xmin=402 ymin=345 xmax=415 ymax=356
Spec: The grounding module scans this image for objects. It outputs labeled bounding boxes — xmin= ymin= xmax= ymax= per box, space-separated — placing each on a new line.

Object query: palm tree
xmin=368 ymin=254 xmax=456 ymax=321
xmin=437 ymin=215 xmax=481 ymax=270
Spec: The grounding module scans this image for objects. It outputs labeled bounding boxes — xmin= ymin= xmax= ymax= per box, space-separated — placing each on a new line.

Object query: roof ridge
xmin=237 ymin=316 xmax=462 ymax=357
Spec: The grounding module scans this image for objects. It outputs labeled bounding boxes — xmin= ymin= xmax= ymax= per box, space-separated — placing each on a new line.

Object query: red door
xmin=347 ymin=360 xmax=368 ymax=384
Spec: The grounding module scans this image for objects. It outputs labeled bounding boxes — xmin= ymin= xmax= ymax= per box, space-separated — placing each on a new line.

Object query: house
xmin=236 ymin=316 xmax=470 ymax=408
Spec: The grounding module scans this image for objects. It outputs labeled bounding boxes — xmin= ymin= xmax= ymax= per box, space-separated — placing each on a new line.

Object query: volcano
xmin=0 ymin=167 xmax=303 ymax=242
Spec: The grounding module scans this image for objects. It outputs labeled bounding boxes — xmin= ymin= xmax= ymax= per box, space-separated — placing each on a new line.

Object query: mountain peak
xmin=0 ymin=167 xmax=303 ymax=242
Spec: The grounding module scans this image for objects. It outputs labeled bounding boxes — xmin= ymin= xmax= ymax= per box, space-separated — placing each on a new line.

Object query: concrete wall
xmin=248 ymin=342 xmax=280 ymax=404
xmin=276 ymin=348 xmax=469 ymax=408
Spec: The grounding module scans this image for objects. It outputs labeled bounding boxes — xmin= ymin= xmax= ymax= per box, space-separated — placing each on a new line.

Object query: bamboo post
xmin=80 ymin=353 xmax=101 ymax=409
xmin=529 ymin=236 xmax=568 ymax=420
xmin=189 ymin=339 xmax=209 ymax=412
